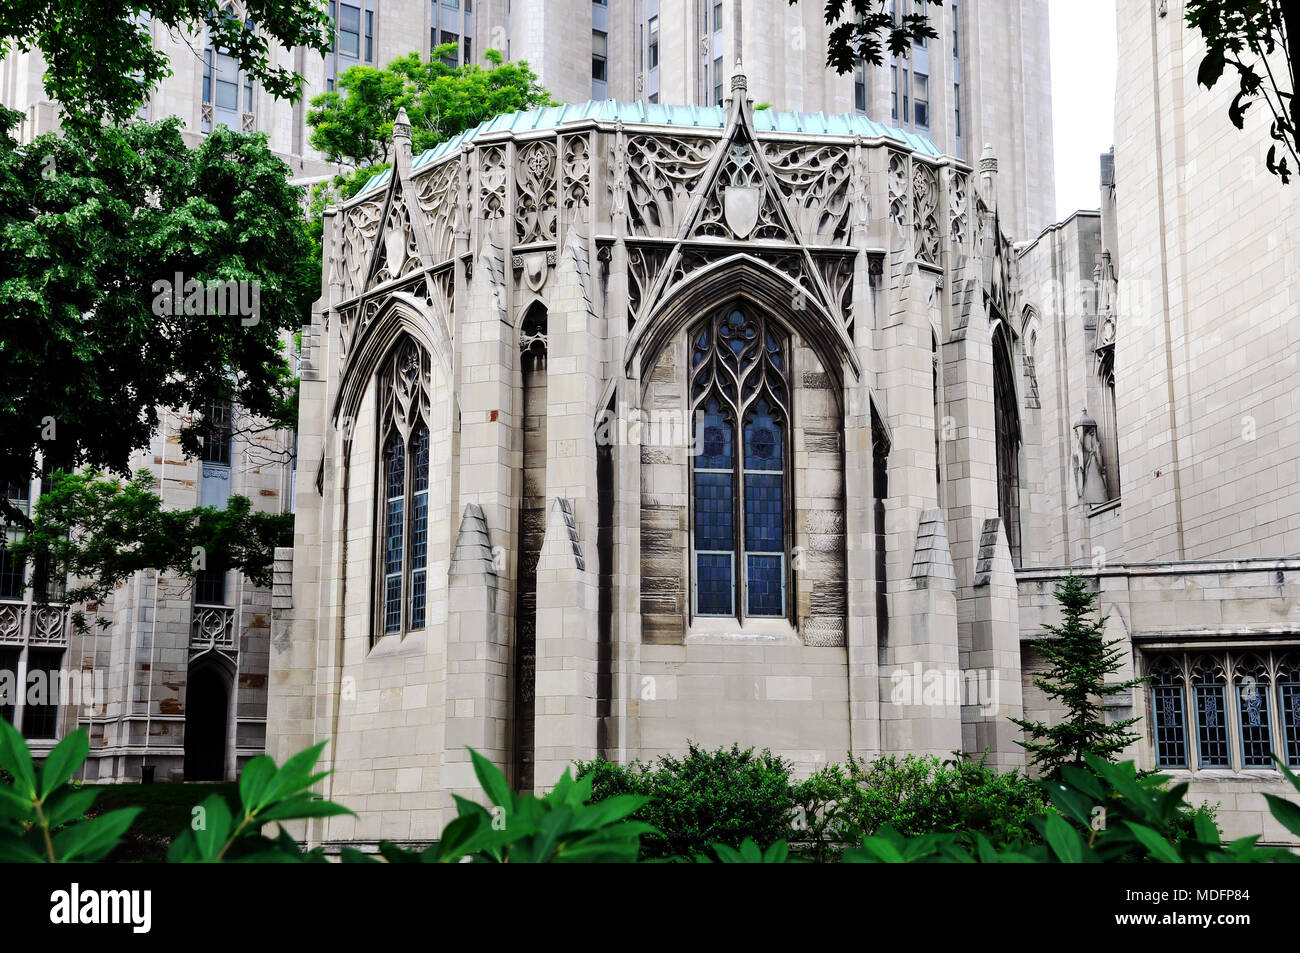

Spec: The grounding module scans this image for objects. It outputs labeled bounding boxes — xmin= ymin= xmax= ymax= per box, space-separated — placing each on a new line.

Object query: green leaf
xmin=340 ymin=847 xmax=379 ymax=863
xmin=0 ymin=834 xmax=49 ymax=863
xmin=38 ymin=729 xmax=89 ymax=800
xmin=261 ymin=741 xmax=329 ymax=805
xmin=1263 ymin=793 xmax=1300 ymax=839
xmin=1123 ymin=821 xmax=1184 ymax=863
xmin=0 ymin=719 xmax=37 ymax=799
xmin=1044 ymin=813 xmax=1083 ymax=863
xmin=258 ymin=794 xmax=354 ymax=823
xmin=0 ymin=785 xmax=35 ymax=823
xmin=190 ymin=793 xmax=234 ymax=861
xmin=238 ymin=755 xmax=277 ymax=814
xmin=52 ymin=807 xmax=140 ymax=862
xmin=1197 ymin=49 xmax=1226 ymax=88
xmin=469 ymin=747 xmax=515 ymax=811
xmin=43 ymin=787 xmax=100 ymax=830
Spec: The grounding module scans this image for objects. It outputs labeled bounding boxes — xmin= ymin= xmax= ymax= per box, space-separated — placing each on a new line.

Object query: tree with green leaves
xmin=0 ymin=109 xmax=316 ymax=526
xmin=8 ymin=471 xmax=292 ymax=632
xmin=1187 ymin=0 xmax=1298 ymax=184
xmin=1011 ymin=573 xmax=1146 ymax=780
xmin=0 ymin=0 xmax=331 ymax=126
xmin=789 ymin=0 xmax=943 ymax=75
xmin=309 ymin=45 xmax=554 ymax=165
xmin=305 ymin=44 xmax=554 ymax=204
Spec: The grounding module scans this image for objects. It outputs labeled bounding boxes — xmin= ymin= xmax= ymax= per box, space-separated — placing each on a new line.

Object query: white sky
xmin=1049 ymin=0 xmax=1118 ymax=220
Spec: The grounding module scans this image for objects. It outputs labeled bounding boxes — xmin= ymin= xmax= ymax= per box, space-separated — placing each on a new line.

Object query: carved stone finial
xmin=731 ymin=56 xmax=747 ymax=93
xmin=979 ymin=142 xmax=997 ymax=174
xmin=393 ymin=107 xmax=411 ymax=142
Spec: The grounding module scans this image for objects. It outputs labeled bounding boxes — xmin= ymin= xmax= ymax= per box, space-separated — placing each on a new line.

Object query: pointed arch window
xmin=375 ymin=339 xmax=432 ymax=640
xmin=690 ymin=307 xmax=790 ymax=621
xmin=1191 ymin=655 xmax=1230 ymax=768
xmin=1235 ymin=654 xmax=1273 ymax=768
xmin=1150 ymin=655 xmax=1188 ymax=769
xmin=991 ymin=324 xmax=1021 ymax=565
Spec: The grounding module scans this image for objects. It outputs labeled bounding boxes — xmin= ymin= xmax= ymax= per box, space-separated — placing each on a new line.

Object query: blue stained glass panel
xmin=696 ymin=553 xmax=733 ymax=615
xmin=383 ymin=434 xmax=405 ymax=634
xmin=744 ymin=473 xmax=783 ymax=552
xmin=1280 ymin=683 xmax=1300 ymax=767
xmin=744 ymin=401 xmax=783 ymax=471
xmin=1151 ymin=685 xmax=1188 ymax=768
xmin=409 ymin=568 xmax=427 ymax=629
xmin=746 ymin=553 xmax=784 ymax=616
xmin=384 ymin=573 xmax=402 ymax=633
xmin=385 ymin=434 xmax=405 ymax=499
xmin=694 ymin=472 xmax=733 ymax=551
xmin=1194 ymin=685 xmax=1229 ymax=768
xmin=409 ymin=425 xmax=429 ymax=628
xmin=411 ymin=425 xmax=429 ymax=493
xmin=695 ymin=398 xmax=733 ymax=470
xmin=1238 ymin=682 xmax=1273 ymax=767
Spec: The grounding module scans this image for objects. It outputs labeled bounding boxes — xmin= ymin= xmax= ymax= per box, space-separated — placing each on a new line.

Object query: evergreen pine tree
xmin=1011 ymin=573 xmax=1146 ymax=779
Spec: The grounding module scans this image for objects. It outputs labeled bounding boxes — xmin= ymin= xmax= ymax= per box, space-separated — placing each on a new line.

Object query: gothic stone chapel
xmin=269 ymin=68 xmax=1030 ymax=845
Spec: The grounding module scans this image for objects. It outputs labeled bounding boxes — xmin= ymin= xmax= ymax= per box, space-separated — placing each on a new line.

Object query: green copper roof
xmin=355 ymin=99 xmax=940 ymax=197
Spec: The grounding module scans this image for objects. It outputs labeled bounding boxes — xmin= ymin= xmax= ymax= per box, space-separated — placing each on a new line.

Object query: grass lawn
xmin=85 ymin=782 xmax=239 ymax=862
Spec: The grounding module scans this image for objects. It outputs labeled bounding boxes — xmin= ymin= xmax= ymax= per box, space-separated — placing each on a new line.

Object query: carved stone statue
xmin=1073 ymin=409 xmax=1108 ymax=505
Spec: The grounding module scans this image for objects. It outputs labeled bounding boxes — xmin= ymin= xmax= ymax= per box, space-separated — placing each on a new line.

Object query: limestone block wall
xmin=1114 ymin=0 xmax=1300 ymax=565
xmin=1018 ymin=209 xmax=1128 ymax=568
xmin=634 ymin=641 xmax=851 ymax=776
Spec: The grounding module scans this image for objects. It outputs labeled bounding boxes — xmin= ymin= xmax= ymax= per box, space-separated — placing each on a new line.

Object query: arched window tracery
xmin=375 ymin=338 xmax=432 ymax=640
xmin=689 ymin=306 xmax=790 ymax=621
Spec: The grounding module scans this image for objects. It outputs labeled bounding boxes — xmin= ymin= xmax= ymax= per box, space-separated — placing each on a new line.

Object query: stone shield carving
xmin=723 ymin=185 xmax=760 ymax=239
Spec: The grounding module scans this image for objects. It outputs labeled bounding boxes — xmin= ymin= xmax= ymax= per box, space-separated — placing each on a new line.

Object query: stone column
xmin=531 ymin=229 xmax=603 ymax=789
xmin=443 ymin=504 xmax=512 ymax=799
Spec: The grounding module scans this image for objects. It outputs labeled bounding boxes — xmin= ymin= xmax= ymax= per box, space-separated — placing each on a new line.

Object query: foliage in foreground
xmin=0 ymin=0 xmax=332 ymax=125
xmin=794 ymin=752 xmax=1048 ymax=860
xmin=577 ymin=743 xmax=799 ymax=859
xmin=3 ymin=721 xmax=1298 ymax=863
xmin=1187 ymin=0 xmax=1298 ymax=184
xmin=790 ymin=0 xmax=944 ymax=75
xmin=304 ymin=45 xmax=554 ymax=240
xmin=844 ymin=754 xmax=1300 ymax=864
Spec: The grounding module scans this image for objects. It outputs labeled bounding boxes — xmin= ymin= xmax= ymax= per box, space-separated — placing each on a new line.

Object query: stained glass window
xmin=1280 ymin=655 xmax=1300 ymax=768
xmin=1236 ymin=655 xmax=1273 ymax=768
xmin=1149 ymin=651 xmax=1300 ymax=772
xmin=1191 ymin=656 xmax=1229 ymax=768
xmin=690 ymin=307 xmax=788 ymax=621
xmin=383 ymin=432 xmax=405 ymax=634
xmin=1150 ymin=656 xmax=1187 ymax=769
xmin=408 ymin=424 xmax=430 ymax=629
xmin=375 ymin=339 xmax=432 ymax=640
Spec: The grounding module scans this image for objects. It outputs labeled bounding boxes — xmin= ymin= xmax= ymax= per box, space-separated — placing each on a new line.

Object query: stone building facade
xmin=1013 ymin=0 xmax=1300 ymax=845
xmin=269 ymin=71 xmax=1036 ymax=845
xmin=271 ymin=26 xmax=1300 ymax=848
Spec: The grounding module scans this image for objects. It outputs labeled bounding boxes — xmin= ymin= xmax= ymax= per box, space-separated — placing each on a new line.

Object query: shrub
xmin=576 ymin=743 xmax=798 ymax=860
xmin=794 ymin=752 xmax=1047 ymax=860
xmin=843 ymin=755 xmax=1300 ymax=863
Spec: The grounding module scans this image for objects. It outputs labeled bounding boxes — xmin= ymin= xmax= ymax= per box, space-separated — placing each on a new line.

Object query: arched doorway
xmin=184 ymin=664 xmax=229 ymax=781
